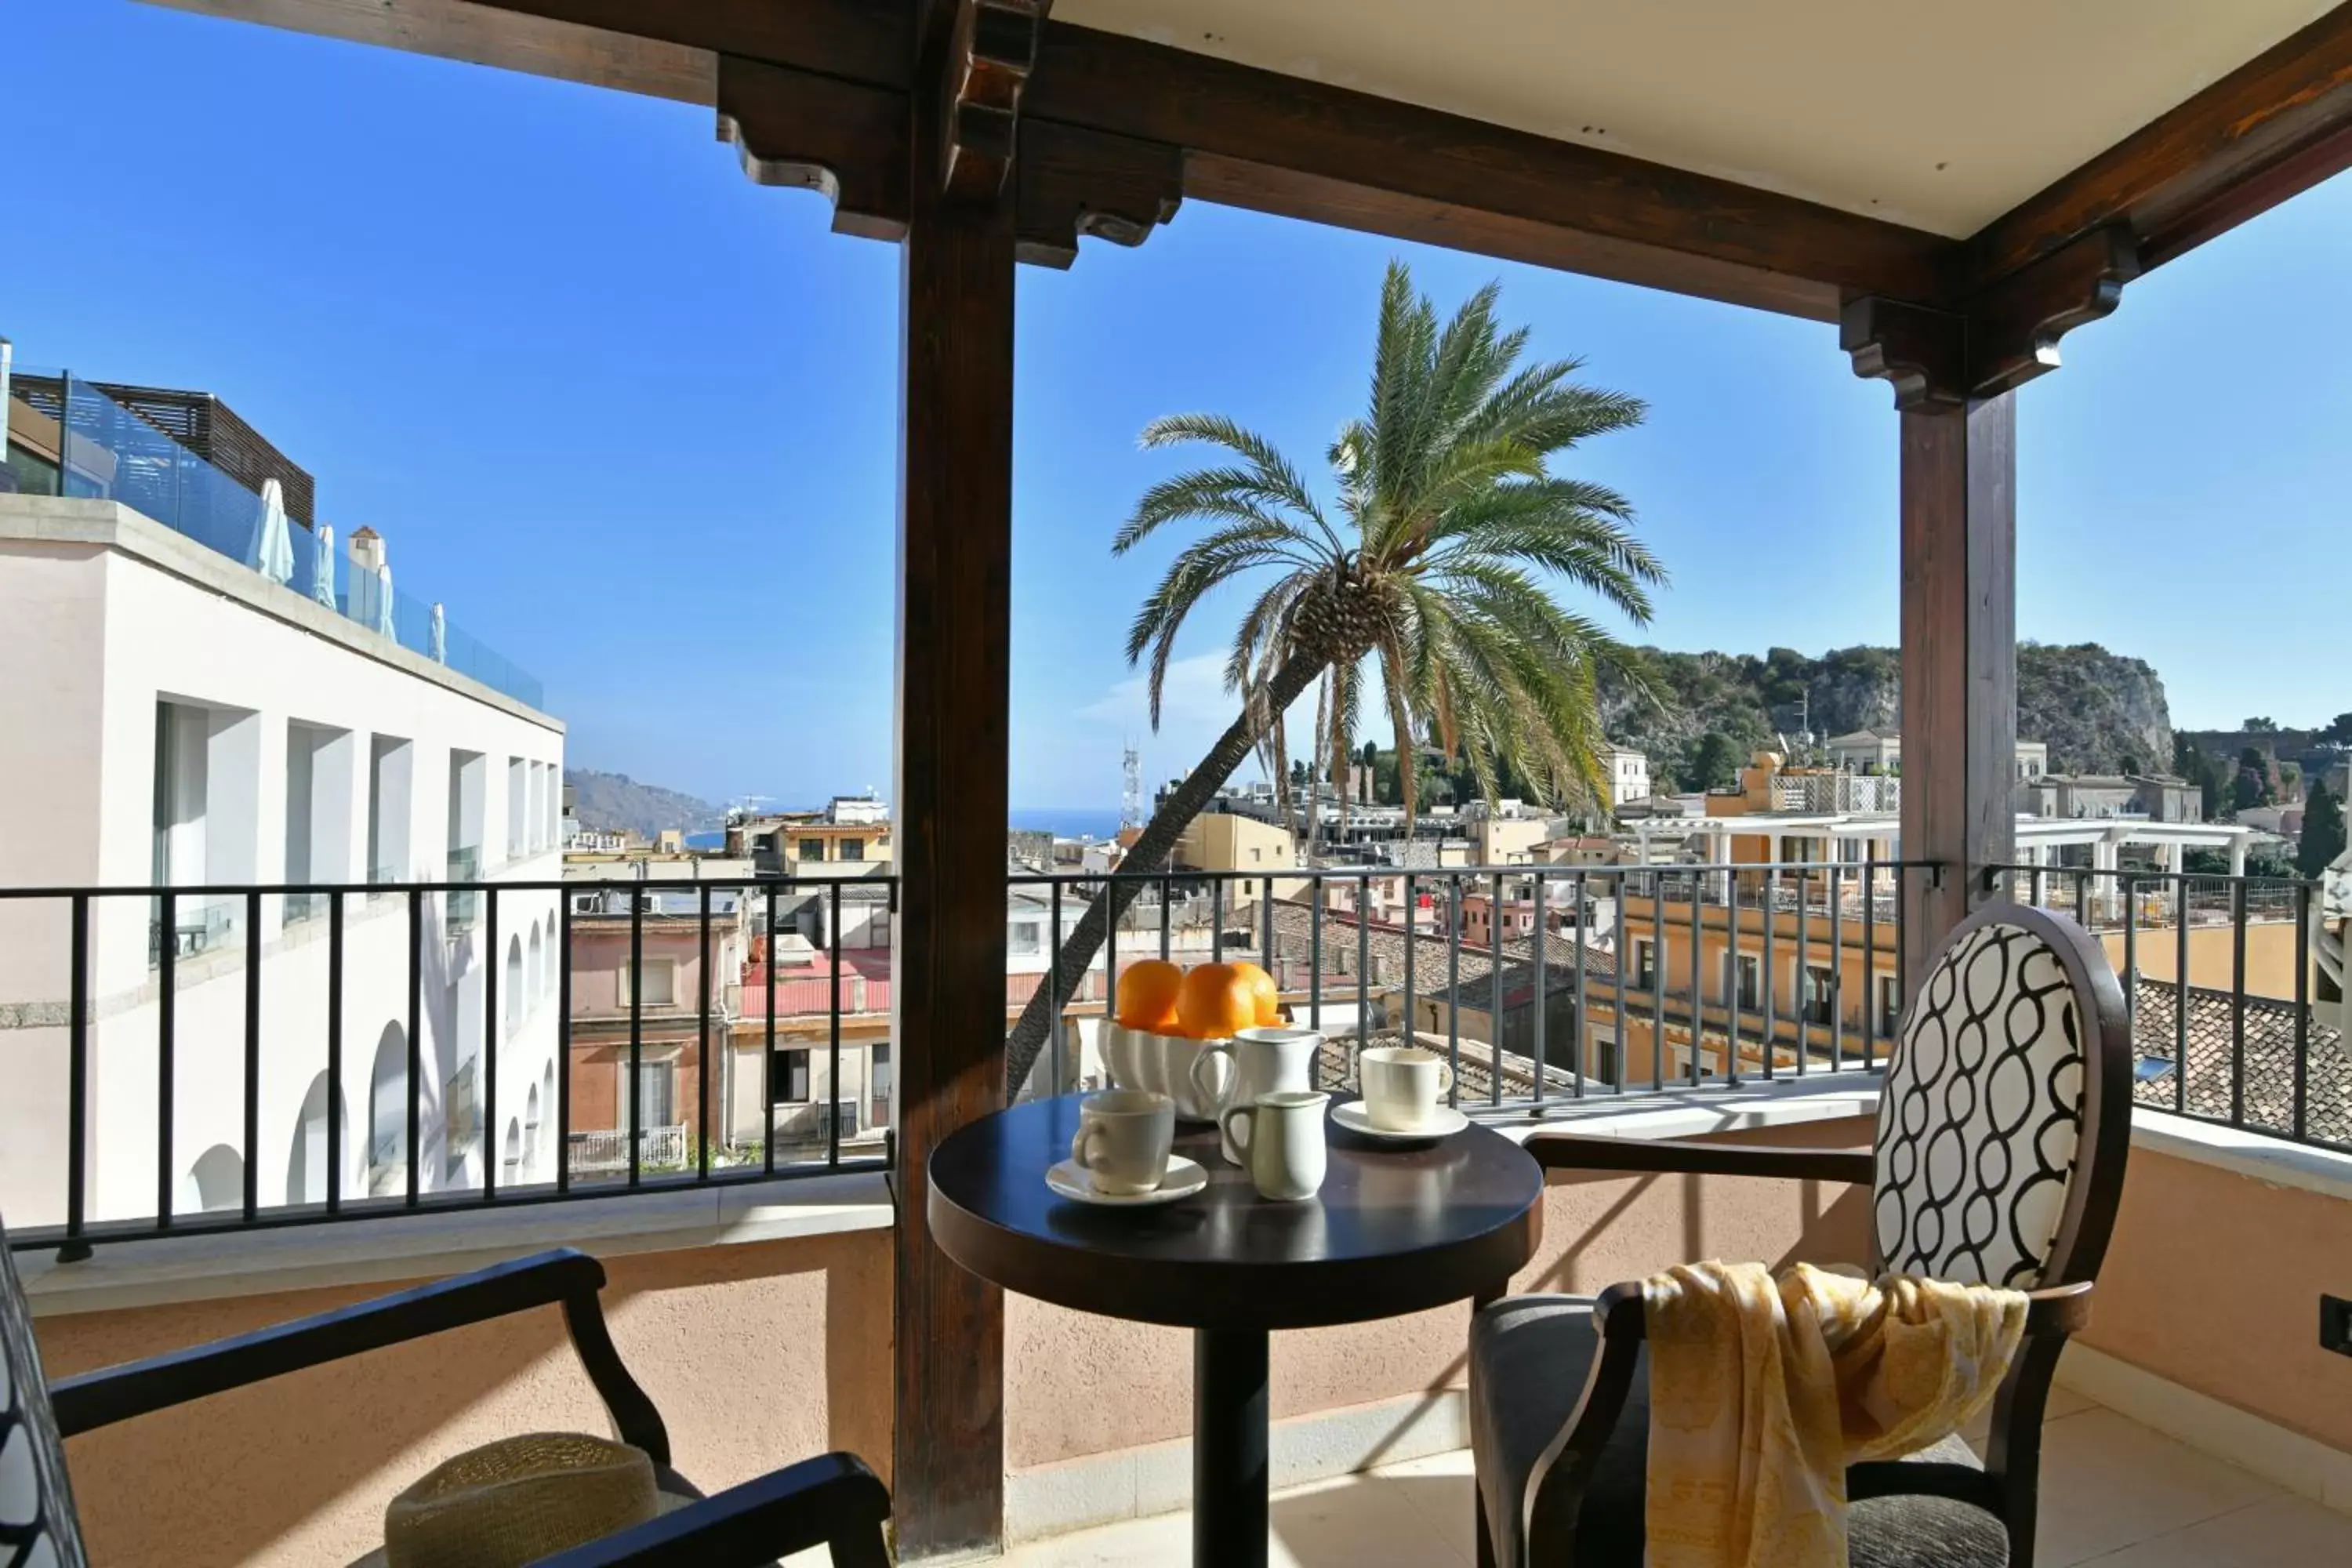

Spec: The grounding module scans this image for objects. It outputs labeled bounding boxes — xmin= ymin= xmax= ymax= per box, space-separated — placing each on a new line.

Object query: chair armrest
xmin=533 ymin=1452 xmax=891 ymax=1568
xmin=1517 ymin=1282 xmax=1650 ymax=1548
xmin=48 ymin=1247 xmax=668 ymax=1463
xmin=2022 ymin=1279 xmax=2093 ymax=1334
xmin=1524 ymin=1131 xmax=1875 ymax=1185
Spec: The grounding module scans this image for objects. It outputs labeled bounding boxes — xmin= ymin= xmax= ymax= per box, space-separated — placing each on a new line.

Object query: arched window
xmin=503 ymin=1117 xmax=523 ymax=1183
xmin=526 ymin=921 xmax=543 ymax=1018
xmin=505 ymin=933 xmax=524 ymax=1031
xmin=185 ymin=1144 xmax=243 ymax=1213
xmin=369 ymin=1021 xmax=408 ymax=1196
xmin=285 ymin=1069 xmax=347 ymax=1206
xmin=522 ymin=1081 xmax=543 ymax=1177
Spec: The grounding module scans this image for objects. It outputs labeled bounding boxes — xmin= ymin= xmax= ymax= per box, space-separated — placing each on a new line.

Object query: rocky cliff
xmin=1599 ymin=642 xmax=2172 ymax=793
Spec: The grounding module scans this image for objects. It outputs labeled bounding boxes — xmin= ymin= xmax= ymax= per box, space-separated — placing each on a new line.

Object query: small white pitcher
xmin=1218 ymin=1091 xmax=1330 ymax=1201
xmin=1192 ymin=1027 xmax=1320 ymax=1164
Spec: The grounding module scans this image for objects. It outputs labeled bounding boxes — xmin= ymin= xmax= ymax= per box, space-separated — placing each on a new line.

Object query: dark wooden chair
xmin=0 ymin=1232 xmax=892 ymax=1566
xmin=1469 ymin=902 xmax=2132 ymax=1567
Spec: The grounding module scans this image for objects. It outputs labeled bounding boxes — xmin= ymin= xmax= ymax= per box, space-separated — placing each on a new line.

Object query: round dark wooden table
xmin=928 ymin=1094 xmax=1544 ymax=1567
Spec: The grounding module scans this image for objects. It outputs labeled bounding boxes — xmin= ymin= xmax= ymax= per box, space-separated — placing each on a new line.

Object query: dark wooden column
xmin=1896 ymin=393 xmax=2016 ymax=979
xmin=891 ymin=2 xmax=1033 ymax=1558
xmin=1846 ymin=220 xmax=2139 ymax=982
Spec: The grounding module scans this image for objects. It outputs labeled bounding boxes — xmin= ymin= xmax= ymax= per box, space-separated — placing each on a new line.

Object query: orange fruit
xmin=1228 ymin=961 xmax=1282 ymax=1027
xmin=1175 ymin=962 xmax=1257 ymax=1040
xmin=1116 ymin=959 xmax=1185 ymax=1033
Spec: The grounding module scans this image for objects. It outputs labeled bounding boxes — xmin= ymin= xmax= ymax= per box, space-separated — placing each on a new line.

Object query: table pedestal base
xmin=1194 ymin=1327 xmax=1269 ymax=1568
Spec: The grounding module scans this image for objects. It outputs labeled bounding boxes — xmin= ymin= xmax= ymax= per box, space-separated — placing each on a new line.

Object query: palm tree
xmin=1004 ymin=261 xmax=1665 ymax=1094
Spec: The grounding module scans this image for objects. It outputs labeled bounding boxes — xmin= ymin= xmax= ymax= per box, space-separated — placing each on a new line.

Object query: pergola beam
xmin=1968 ymin=1 xmax=2352 ymax=285
xmin=157 ymin=0 xmax=2352 ymax=315
xmin=1021 ymin=24 xmax=1949 ymax=320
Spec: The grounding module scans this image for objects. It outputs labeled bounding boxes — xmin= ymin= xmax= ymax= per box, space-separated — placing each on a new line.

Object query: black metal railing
xmin=47 ymin=852 xmax=2342 ymax=1254
xmin=1986 ymin=863 xmax=2347 ymax=1153
xmin=0 ymin=873 xmax=895 ymax=1258
xmin=1007 ymin=858 xmax=1937 ymax=1109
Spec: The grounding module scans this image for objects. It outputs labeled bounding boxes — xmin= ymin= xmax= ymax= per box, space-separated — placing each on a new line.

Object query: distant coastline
xmin=681 ymin=807 xmax=1123 ymax=852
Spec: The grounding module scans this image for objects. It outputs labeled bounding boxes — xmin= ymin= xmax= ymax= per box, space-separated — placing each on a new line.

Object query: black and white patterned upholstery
xmin=1 ymin=1224 xmax=87 ymax=1568
xmin=1872 ymin=920 xmax=2089 ymax=1289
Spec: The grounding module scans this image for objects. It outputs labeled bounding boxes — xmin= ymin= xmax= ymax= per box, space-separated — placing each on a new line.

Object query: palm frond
xmin=1137 ymin=414 xmax=1342 ymax=554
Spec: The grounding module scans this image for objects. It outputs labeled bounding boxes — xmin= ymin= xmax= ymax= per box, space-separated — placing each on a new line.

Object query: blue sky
xmin=8 ymin=2 xmax=2348 ymax=811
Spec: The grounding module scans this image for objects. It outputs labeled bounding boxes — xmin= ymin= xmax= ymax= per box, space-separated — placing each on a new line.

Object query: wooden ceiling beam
xmin=144 ymin=0 xmax=722 ymax=103
xmin=174 ymin=0 xmax=1946 ymax=312
xmin=160 ymin=1 xmax=2352 ymax=314
xmin=476 ymin=0 xmax=912 ymax=92
xmin=1969 ymin=2 xmax=2352 ymax=286
xmin=1022 ymin=22 xmax=1952 ymax=319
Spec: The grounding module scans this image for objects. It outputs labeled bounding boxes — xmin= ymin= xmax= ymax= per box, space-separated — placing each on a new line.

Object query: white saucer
xmin=1332 ymin=1100 xmax=1469 ymax=1142
xmin=1046 ymin=1154 xmax=1209 ymax=1207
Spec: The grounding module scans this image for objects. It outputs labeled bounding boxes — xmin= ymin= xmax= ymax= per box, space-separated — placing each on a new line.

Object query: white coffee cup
xmin=1069 ymin=1089 xmax=1175 ymax=1196
xmin=1360 ymin=1045 xmax=1454 ymax=1131
xmin=1218 ymin=1091 xmax=1330 ymax=1201
xmin=1194 ymin=1027 xmax=1319 ymax=1164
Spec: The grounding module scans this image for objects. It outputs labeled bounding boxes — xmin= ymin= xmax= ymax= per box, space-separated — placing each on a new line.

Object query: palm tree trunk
xmin=1004 ymin=655 xmax=1323 ymax=1096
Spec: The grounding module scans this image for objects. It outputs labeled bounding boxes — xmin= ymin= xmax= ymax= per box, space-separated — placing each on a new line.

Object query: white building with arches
xmin=0 ymin=492 xmax=564 ymax=1229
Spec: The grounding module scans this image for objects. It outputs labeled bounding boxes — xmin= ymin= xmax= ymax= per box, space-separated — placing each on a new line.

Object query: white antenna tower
xmin=1121 ymin=743 xmax=1142 ymax=831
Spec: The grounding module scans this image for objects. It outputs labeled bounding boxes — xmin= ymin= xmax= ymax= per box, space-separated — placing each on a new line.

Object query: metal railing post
xmin=829 ymin=880 xmax=844 ymax=1166
xmin=484 ymin=885 xmax=500 ymax=1201
xmin=243 ymin=889 xmax=261 ymax=1221
xmin=407 ymin=888 xmax=422 ymax=1207
xmin=1356 ymin=873 xmax=1371 ymax=1063
xmin=763 ymin=883 xmax=776 ymax=1176
xmin=1862 ymin=846 xmax=1878 ymax=1068
xmin=559 ymin=891 xmax=575 ymax=1192
xmin=629 ymin=891 xmax=644 ymax=1188
xmin=2231 ymin=877 xmax=2249 ymax=1126
xmin=1829 ymin=862 xmax=1844 ymax=1070
xmin=1724 ymin=874 xmax=1742 ymax=1087
xmin=1400 ymin=873 xmax=1414 ymax=1078
xmin=1446 ymin=874 xmax=1461 ymax=1105
xmin=2295 ymin=878 xmax=2312 ymax=1143
xmin=326 ymin=890 xmax=343 ymax=1215
xmin=1049 ymin=880 xmax=1065 ymax=1097
xmin=2174 ymin=870 xmax=2190 ymax=1116
xmin=64 ymin=894 xmax=90 ymax=1258
xmin=1532 ymin=869 xmax=1549 ymax=1105
xmin=158 ymin=887 xmax=176 ymax=1229
xmin=697 ymin=880 xmax=711 ymax=1181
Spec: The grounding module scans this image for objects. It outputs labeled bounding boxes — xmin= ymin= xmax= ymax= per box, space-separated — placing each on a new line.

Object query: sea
xmin=686 ymin=808 xmax=1123 ymax=851
xmin=1008 ymin=806 xmax=1126 ymax=841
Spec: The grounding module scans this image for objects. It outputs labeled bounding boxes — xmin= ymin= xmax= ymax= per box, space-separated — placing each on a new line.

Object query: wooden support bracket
xmin=1014 ymin=120 xmax=1182 ymax=267
xmin=717 ymin=55 xmax=909 ymax=241
xmin=942 ymin=0 xmax=1047 ymax=201
xmin=1845 ymin=224 xmax=2140 ymax=407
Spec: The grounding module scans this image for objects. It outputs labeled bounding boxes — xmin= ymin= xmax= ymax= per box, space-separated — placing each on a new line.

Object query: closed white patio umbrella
xmin=248 ymin=478 xmax=295 ymax=586
xmin=374 ymin=561 xmax=397 ymax=637
xmin=310 ymin=523 xmax=338 ymax=609
xmin=430 ymin=602 xmax=447 ymax=663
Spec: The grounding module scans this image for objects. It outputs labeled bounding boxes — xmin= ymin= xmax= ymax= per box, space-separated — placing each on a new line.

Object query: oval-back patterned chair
xmin=1468 ymin=900 xmax=2133 ymax=1567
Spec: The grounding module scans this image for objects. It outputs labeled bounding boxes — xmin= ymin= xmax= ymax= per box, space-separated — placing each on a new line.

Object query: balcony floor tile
xmin=776 ymin=1390 xmax=2352 ymax=1567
